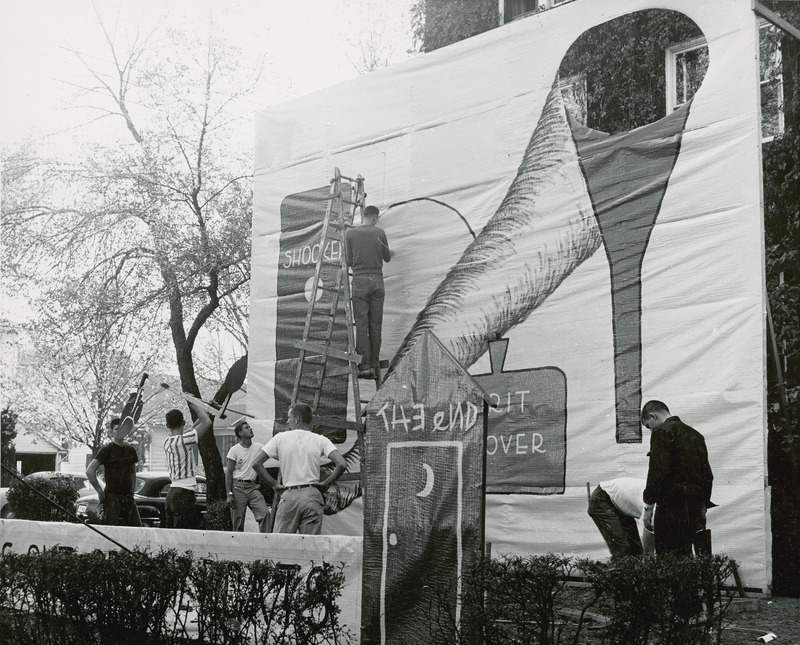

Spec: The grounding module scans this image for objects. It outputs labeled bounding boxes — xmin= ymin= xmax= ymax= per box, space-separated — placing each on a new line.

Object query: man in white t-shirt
xmin=253 ymin=402 xmax=348 ymax=535
xmin=226 ymin=419 xmax=274 ymax=532
xmin=588 ymin=477 xmax=654 ymax=558
xmin=163 ymin=399 xmax=211 ymax=529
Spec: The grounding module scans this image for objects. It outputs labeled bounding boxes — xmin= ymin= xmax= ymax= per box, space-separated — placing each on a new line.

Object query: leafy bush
xmin=456 ymin=554 xmax=582 ymax=645
xmin=191 ymin=558 xmax=347 ymax=645
xmin=0 ymin=547 xmax=349 ymax=645
xmin=204 ymin=498 xmax=234 ymax=531
xmin=411 ymin=0 xmax=498 ymax=52
xmin=422 ymin=553 xmax=738 ymax=645
xmin=763 ymin=124 xmax=800 ymax=596
xmin=422 ymin=553 xmax=592 ymax=645
xmin=0 ymin=547 xmax=193 ymax=645
xmin=1 ymin=407 xmax=18 ymax=487
xmin=6 ymin=474 xmax=82 ymax=522
xmin=578 ymin=553 xmax=737 ymax=645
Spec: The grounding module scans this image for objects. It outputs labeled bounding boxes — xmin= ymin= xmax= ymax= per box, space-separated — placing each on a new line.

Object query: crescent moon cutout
xmin=417 ymin=463 xmax=434 ymax=498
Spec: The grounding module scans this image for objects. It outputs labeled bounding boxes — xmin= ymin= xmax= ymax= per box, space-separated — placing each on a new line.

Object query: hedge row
xmin=0 ymin=548 xmax=348 ymax=645
xmin=0 ymin=547 xmax=739 ymax=645
xmin=422 ymin=552 xmax=739 ymax=645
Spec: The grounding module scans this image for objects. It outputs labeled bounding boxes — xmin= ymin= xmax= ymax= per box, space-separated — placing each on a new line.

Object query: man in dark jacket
xmin=641 ymin=400 xmax=714 ymax=555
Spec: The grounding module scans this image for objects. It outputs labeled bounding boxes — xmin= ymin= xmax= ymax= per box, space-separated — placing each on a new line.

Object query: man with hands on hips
xmin=252 ymin=402 xmax=348 ymax=535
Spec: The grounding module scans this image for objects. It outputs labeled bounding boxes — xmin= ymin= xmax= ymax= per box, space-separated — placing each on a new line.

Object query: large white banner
xmin=251 ymin=0 xmax=769 ymax=591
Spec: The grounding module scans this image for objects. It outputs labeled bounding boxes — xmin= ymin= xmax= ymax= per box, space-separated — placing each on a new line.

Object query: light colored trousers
xmin=273 ymin=487 xmax=324 ymax=535
xmin=231 ymin=480 xmax=270 ymax=532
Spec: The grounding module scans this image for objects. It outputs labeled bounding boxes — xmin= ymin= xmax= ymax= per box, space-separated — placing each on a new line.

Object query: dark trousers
xmin=588 ymin=486 xmax=643 ymax=557
xmin=103 ymin=493 xmax=143 ymax=527
xmin=352 ymin=274 xmax=385 ymax=372
xmin=654 ymin=495 xmax=704 ymax=556
xmin=166 ymin=487 xmax=196 ymax=529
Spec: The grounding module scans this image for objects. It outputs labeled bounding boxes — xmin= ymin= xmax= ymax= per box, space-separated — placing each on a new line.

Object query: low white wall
xmin=0 ymin=519 xmax=363 ymax=641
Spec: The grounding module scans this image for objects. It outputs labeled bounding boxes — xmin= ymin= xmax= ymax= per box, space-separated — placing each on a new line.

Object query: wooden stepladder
xmin=290 ymin=168 xmax=366 ymax=441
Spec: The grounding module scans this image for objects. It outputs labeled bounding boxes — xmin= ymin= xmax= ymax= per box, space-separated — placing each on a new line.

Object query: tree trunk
xmin=173 ymin=335 xmax=227 ymax=502
xmin=164 ymin=272 xmax=227 ymax=501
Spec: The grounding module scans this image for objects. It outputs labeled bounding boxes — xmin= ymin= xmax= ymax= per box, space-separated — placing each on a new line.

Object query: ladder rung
xmin=301 ymin=363 xmax=350 ymax=378
xmin=325 ymin=366 xmax=352 ymax=377
xmin=313 ymin=415 xmax=365 ymax=432
xmin=297 ymin=383 xmax=323 ymax=393
xmin=295 ymin=340 xmax=360 ymax=363
xmin=298 ymin=372 xmax=325 ymax=385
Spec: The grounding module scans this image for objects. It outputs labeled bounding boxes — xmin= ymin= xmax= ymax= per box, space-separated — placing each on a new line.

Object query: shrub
xmin=204 ymin=498 xmax=234 ymax=531
xmin=190 ymin=558 xmax=348 ymax=645
xmin=577 ymin=553 xmax=738 ymax=645
xmin=422 ymin=553 xmax=739 ymax=645
xmin=6 ymin=474 xmax=82 ymax=522
xmin=483 ymin=554 xmax=581 ymax=645
xmin=422 ymin=553 xmax=584 ymax=645
xmin=0 ymin=547 xmax=349 ymax=645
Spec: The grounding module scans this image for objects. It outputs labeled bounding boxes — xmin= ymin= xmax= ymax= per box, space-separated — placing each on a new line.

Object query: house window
xmin=501 ymin=0 xmax=573 ymax=23
xmin=666 ymin=22 xmax=784 ymax=141
xmin=665 ymin=36 xmax=709 ymax=112
xmin=503 ymin=0 xmax=537 ymax=23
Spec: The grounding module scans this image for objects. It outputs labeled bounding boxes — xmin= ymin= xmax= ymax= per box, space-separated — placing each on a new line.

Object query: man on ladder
xmin=344 ymin=204 xmax=392 ymax=381
xmin=273 ymin=170 xmax=376 ymax=531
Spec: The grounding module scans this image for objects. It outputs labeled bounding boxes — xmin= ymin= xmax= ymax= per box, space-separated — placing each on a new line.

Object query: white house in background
xmin=60 ymin=444 xmax=93 ymax=475
xmin=146 ymin=388 xmax=247 ymax=475
xmin=12 ymin=428 xmax=68 ymax=476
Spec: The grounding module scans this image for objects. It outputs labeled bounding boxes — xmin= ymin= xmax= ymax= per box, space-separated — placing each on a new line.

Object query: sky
xmin=0 ymin=0 xmax=415 ymax=324
xmin=0 ymin=0 xmax=416 ymax=147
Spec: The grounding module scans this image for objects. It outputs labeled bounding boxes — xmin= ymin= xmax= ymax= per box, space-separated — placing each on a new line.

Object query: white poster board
xmin=251 ymin=0 xmax=769 ymax=591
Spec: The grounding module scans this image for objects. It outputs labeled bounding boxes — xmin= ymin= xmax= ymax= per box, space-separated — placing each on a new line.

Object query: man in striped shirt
xmin=163 ymin=399 xmax=211 ymax=529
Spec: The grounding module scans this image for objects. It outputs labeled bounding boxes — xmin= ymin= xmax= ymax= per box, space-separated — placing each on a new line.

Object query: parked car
xmin=75 ymin=471 xmax=208 ymax=528
xmin=2 ymin=472 xmax=93 ymax=519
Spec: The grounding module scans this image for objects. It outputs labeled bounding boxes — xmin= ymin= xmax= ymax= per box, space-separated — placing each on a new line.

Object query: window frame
xmin=664 ymin=35 xmax=708 ymax=114
xmin=665 ymin=22 xmax=784 ymax=142
xmin=500 ymin=0 xmax=573 ymax=23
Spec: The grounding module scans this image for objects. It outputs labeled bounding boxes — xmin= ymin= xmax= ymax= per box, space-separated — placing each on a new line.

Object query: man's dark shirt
xmin=344 ymin=225 xmax=390 ymax=275
xmin=95 ymin=442 xmax=138 ymax=495
xmin=643 ymin=416 xmax=713 ymax=506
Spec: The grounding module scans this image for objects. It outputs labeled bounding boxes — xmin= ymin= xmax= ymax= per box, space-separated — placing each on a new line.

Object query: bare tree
xmin=343 ymin=0 xmax=412 ymax=74
xmin=3 ymin=273 xmax=163 ymax=458
xmin=1 ymin=15 xmax=260 ymax=499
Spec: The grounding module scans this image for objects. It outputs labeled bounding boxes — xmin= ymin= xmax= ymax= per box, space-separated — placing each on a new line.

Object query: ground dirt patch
xmin=719 ymin=596 xmax=800 ymax=644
